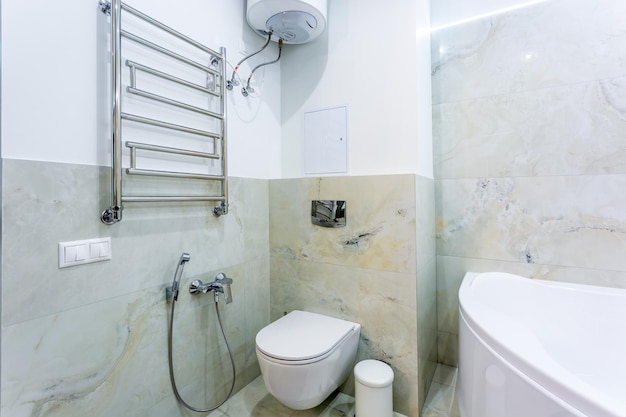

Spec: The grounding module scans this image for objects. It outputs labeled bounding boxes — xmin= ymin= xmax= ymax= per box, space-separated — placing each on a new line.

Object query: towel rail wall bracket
xmin=99 ymin=0 xmax=229 ymax=225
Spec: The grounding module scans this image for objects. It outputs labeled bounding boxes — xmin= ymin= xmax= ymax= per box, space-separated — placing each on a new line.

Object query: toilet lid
xmin=256 ymin=310 xmax=357 ymax=362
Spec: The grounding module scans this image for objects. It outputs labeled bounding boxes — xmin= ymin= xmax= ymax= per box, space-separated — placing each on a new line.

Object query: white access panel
xmin=303 ymin=105 xmax=348 ymax=176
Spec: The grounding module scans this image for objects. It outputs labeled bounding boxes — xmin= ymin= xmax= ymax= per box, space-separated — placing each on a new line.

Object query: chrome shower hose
xmin=167 ymin=297 xmax=236 ymax=412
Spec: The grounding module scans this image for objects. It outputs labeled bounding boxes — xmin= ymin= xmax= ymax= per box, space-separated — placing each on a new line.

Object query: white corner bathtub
xmin=458 ymin=271 xmax=626 ymax=417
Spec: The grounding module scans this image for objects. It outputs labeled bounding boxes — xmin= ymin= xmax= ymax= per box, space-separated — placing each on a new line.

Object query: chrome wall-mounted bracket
xmin=98 ymin=0 xmax=112 ymax=16
xmin=213 ymin=202 xmax=229 ymax=217
xmin=101 ymin=205 xmax=123 ymax=225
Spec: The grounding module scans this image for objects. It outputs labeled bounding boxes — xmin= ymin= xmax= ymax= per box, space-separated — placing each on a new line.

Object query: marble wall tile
xmin=436 ymin=331 xmax=459 ymax=368
xmin=268 ymin=258 xmax=418 ymax=361
xmin=4 ymin=162 xmax=436 ymax=416
xmin=2 ymin=270 xmax=260 ymax=417
xmin=3 ymin=160 xmax=111 ymax=324
xmin=4 ymin=287 xmax=193 ymax=416
xmin=3 ymin=292 xmax=139 ymax=417
xmin=268 ymin=174 xmax=436 ymax=417
xmin=270 ymin=175 xmax=417 ymax=274
xmin=416 ymin=176 xmax=437 ymax=412
xmin=269 ymin=256 xmax=419 ymax=416
xmin=1 ymin=159 xmax=270 ymax=417
xmin=417 ymin=258 xmax=438 ymax=411
xmin=2 ymin=160 xmax=268 ymax=326
xmin=242 ymin=179 xmax=270 ymax=263
xmin=242 ymin=257 xmax=271 ymax=383
xmin=416 ymin=176 xmax=437 ymax=265
xmin=432 ymin=0 xmax=626 ymax=367
xmin=436 ymin=175 xmax=626 ymax=271
xmin=432 ymin=0 xmax=626 ymax=104
xmin=434 ymin=77 xmax=626 ymax=179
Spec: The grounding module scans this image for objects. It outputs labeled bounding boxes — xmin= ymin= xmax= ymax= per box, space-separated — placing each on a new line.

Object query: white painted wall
xmin=416 ymin=0 xmax=433 ymax=178
xmin=1 ymin=0 xmax=282 ymax=179
xmin=280 ymin=0 xmax=433 ymax=178
xmin=3 ymin=0 xmax=434 ymax=179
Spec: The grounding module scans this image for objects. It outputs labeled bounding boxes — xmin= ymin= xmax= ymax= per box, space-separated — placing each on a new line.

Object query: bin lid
xmin=355 ymin=359 xmax=395 ymax=387
xmin=256 ymin=310 xmax=358 ymax=361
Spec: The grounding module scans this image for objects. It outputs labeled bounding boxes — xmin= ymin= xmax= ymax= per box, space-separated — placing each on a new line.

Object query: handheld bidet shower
xmin=166 ymin=252 xmax=191 ymax=302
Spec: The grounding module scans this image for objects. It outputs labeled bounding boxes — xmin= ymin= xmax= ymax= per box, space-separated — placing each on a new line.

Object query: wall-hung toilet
xmin=255 ymin=310 xmax=361 ymax=410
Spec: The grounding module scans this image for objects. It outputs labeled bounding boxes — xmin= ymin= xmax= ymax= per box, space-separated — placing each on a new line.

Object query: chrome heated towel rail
xmin=99 ymin=0 xmax=228 ymax=225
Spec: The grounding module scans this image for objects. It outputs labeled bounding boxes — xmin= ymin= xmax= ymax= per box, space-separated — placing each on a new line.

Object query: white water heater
xmin=246 ymin=0 xmax=328 ymax=44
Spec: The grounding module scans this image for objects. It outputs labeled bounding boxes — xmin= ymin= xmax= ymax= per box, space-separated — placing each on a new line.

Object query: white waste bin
xmin=354 ymin=359 xmax=394 ymax=417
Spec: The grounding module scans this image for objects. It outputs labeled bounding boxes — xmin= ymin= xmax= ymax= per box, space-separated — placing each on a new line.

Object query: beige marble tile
xmin=432 ymin=0 xmax=626 ymax=104
xmin=431 ymin=365 xmax=458 ymax=387
xmin=241 ymin=179 xmax=270 ymax=263
xmin=420 ymin=365 xmax=461 ymax=417
xmin=269 ymin=256 xmax=419 ymax=416
xmin=416 ymin=176 xmax=437 ymax=269
xmin=2 ymin=287 xmax=216 ymax=417
xmin=270 ymin=175 xmax=417 ymax=274
xmin=421 ymin=381 xmax=461 ymax=417
xmin=208 ymin=377 xmax=409 ymax=417
xmin=291 ymin=393 xmax=354 ymax=417
xmin=415 ymin=176 xmax=438 ymax=413
xmin=1 ymin=161 xmax=270 ymax=326
xmin=1 ymin=159 xmax=271 ymax=417
xmin=436 ymin=175 xmax=626 ymax=272
xmin=242 ymin=258 xmax=270 ymax=385
xmin=206 ymin=377 xmax=294 ymax=417
xmin=269 ymin=174 xmax=427 ymax=416
xmin=417 ymin=258 xmax=438 ymax=411
xmin=434 ymin=77 xmax=626 ymax=179
xmin=436 ymin=331 xmax=458 ymax=368
xmin=431 ymin=0 xmax=626 ymax=374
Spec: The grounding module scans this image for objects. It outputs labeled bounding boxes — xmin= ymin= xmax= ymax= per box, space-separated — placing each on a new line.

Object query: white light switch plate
xmin=59 ymin=237 xmax=111 ymax=268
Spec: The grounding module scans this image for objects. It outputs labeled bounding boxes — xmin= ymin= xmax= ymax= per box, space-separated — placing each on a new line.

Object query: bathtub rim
xmin=459 ymin=271 xmax=625 ymax=417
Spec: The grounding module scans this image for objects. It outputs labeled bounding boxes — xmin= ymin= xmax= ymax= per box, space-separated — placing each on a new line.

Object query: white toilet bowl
xmin=255 ymin=310 xmax=361 ymax=410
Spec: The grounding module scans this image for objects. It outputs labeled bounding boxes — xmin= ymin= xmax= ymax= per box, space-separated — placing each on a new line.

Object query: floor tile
xmin=206 ymin=372 xmax=460 ymax=417
xmin=205 ymin=377 xmax=293 ymax=417
xmin=291 ymin=393 xmax=354 ymax=417
xmin=431 ymin=364 xmax=458 ymax=387
xmin=421 ymin=365 xmax=461 ymax=417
